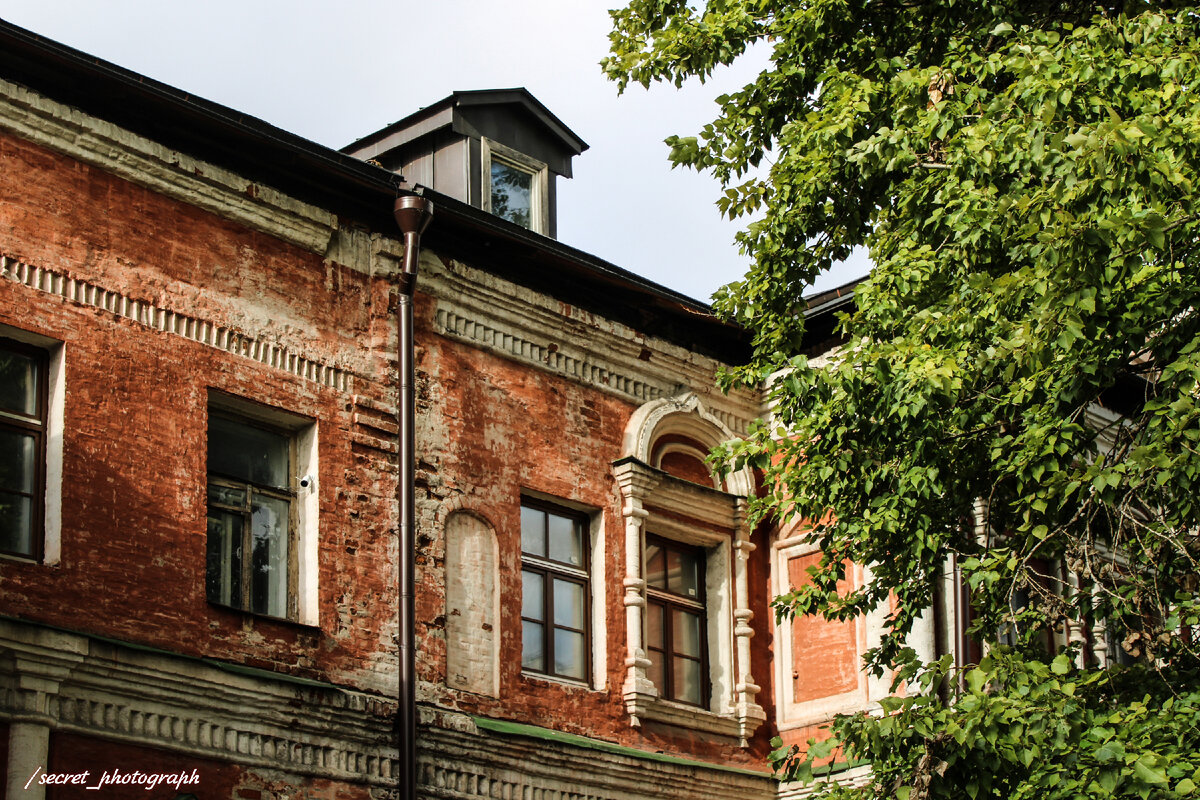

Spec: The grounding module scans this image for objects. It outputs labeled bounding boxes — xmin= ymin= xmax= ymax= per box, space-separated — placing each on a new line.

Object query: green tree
xmin=605 ymin=2 xmax=1200 ymax=797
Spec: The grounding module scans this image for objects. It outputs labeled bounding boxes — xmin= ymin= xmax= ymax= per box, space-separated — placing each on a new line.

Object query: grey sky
xmin=0 ymin=0 xmax=868 ymax=302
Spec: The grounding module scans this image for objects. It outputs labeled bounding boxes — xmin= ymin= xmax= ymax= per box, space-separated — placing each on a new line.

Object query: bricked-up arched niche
xmin=444 ymin=510 xmax=499 ymax=697
xmin=620 ymin=392 xmax=754 ymax=495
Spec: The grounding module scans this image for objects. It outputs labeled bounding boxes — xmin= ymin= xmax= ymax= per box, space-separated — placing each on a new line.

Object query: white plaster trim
xmin=422 ymin=254 xmax=758 ymax=434
xmin=421 ymin=708 xmax=777 ymax=800
xmin=613 ymin=458 xmax=764 ymax=743
xmin=0 ymin=78 xmax=338 ymax=256
xmin=770 ymin=531 xmax=872 ymax=730
xmin=622 ymin=392 xmax=756 ymax=496
xmin=296 ymin=422 xmax=320 ymax=626
xmin=635 ymin=696 xmax=742 ymax=736
xmin=1 ymin=254 xmax=353 ymax=392
xmin=772 ymin=689 xmax=872 ymax=732
xmin=0 ymin=619 xmax=398 ymax=787
xmin=777 ymin=765 xmax=873 ymax=799
xmin=43 ymin=340 xmax=64 ymax=565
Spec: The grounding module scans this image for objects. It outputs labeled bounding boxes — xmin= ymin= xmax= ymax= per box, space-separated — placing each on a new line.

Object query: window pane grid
xmin=206 ymin=412 xmax=296 ymax=621
xmin=644 ymin=534 xmax=708 ymax=707
xmin=0 ymin=338 xmax=46 ymax=560
xmin=490 ymin=158 xmax=534 ymax=229
xmin=520 ymin=500 xmax=589 ymax=683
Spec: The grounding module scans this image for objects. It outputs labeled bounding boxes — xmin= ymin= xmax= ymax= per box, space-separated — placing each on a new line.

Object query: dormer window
xmin=341 ymin=89 xmax=587 ymax=240
xmin=483 ymin=139 xmax=548 ymax=234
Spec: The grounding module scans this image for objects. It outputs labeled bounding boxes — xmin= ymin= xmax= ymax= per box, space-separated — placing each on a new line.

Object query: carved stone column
xmin=1 ymin=624 xmax=87 ymax=800
xmin=1064 ymin=569 xmax=1091 ymax=669
xmin=731 ymin=501 xmax=764 ymax=743
xmin=860 ymin=563 xmax=891 ymax=705
xmin=613 ymin=460 xmax=661 ymax=725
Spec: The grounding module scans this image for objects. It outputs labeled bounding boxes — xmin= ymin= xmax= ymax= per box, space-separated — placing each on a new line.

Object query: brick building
xmin=0 ymin=20 xmax=880 ymax=800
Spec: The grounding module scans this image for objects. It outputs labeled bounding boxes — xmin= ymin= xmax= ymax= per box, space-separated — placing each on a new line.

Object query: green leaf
xmin=1134 ymin=758 xmax=1168 ymax=786
xmin=607 ymin=3 xmax=1200 ymax=795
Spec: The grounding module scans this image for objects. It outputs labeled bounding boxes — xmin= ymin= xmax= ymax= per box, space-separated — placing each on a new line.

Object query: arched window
xmin=614 ymin=393 xmax=764 ymax=744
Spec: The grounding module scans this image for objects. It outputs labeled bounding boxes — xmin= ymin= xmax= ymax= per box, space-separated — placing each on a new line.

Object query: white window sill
xmin=624 ymin=689 xmax=764 ymax=742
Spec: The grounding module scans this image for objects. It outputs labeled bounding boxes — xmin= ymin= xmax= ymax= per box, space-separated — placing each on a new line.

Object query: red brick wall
xmin=787 ymin=553 xmax=860 ymax=702
xmin=413 ymin=311 xmax=776 ymax=767
xmin=0 ymin=130 xmax=399 ymax=689
xmin=0 ymin=124 xmax=780 ymax=771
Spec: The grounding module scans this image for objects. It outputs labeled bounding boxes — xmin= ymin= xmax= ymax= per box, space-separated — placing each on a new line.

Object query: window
xmin=0 ymin=338 xmax=47 ymax=559
xmin=614 ymin=398 xmax=765 ymax=741
xmin=206 ymin=410 xmax=306 ymax=620
xmin=645 ymin=535 xmax=708 ymax=706
xmin=520 ymin=499 xmax=589 ymax=682
xmin=490 ymin=159 xmax=534 ymax=229
xmin=482 ymin=139 xmax=547 ymax=233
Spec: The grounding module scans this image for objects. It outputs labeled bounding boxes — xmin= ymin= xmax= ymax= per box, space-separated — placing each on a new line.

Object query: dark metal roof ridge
xmin=420 ymin=185 xmax=725 ymax=317
xmin=0 ymin=19 xmax=752 ymax=359
xmin=340 ymin=93 xmax=459 ymax=153
xmin=0 ymin=17 xmax=404 ymax=196
xmin=803 ymin=276 xmax=864 ymax=319
xmin=452 ymin=88 xmax=589 ymax=153
xmin=340 ymin=87 xmax=589 ymax=156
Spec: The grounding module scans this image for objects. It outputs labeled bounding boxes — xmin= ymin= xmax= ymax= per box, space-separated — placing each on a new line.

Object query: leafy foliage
xmin=606 ymin=2 xmax=1200 ymax=798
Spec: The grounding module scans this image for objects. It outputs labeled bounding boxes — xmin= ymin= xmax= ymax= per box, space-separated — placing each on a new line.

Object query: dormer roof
xmin=341 ymin=88 xmax=588 ymax=178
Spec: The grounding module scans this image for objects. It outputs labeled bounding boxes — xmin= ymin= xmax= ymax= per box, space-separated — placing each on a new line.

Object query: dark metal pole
xmin=394 ymin=194 xmax=432 ymax=800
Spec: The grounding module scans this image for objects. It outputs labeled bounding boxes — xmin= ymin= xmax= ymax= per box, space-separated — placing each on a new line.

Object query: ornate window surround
xmin=614 ymin=393 xmax=765 ymax=745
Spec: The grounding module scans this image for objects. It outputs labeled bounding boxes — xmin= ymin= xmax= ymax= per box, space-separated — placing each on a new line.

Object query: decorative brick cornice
xmin=0 ymin=620 xmax=398 ymax=787
xmin=420 ymin=709 xmax=777 ymax=800
xmin=1 ymin=254 xmax=353 ymax=392
xmin=422 ymin=254 xmax=760 ymax=433
xmin=435 ymin=304 xmax=671 ymax=404
xmin=0 ymin=77 xmax=338 ymax=255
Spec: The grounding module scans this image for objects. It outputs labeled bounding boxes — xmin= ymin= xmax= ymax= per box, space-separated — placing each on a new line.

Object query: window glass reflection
xmin=673 ymin=608 xmax=702 ymax=658
xmin=554 ymin=629 xmax=585 ymax=679
xmin=674 ymin=658 xmax=703 ymax=706
xmin=522 ymin=621 xmax=545 ymax=671
xmin=209 ymin=416 xmax=289 ymax=489
xmin=548 ymin=512 xmax=582 ymax=566
xmin=0 ymin=349 xmax=38 ymax=416
xmin=491 ymin=161 xmax=533 ymax=228
xmin=522 ymin=570 xmax=544 ymax=620
xmin=667 ymin=548 xmax=701 ymax=598
xmin=553 ymin=579 xmax=585 ymax=629
xmin=646 ymin=541 xmax=665 ymax=588
xmin=520 ymin=505 xmax=545 ymax=557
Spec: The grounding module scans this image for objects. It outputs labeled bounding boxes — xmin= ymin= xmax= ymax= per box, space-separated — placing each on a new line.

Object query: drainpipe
xmin=394 ymin=193 xmax=433 ymax=800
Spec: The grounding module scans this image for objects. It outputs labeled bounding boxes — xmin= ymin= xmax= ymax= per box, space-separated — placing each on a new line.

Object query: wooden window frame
xmin=0 ymin=337 xmax=48 ymax=561
xmin=520 ymin=497 xmax=591 ymax=684
xmin=644 ymin=533 xmax=710 ymax=707
xmin=481 ymin=138 xmax=549 ymax=234
xmin=206 ymin=410 xmax=299 ymax=621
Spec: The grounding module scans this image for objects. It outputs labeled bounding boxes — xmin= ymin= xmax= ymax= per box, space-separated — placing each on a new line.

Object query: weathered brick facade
xmin=0 ymin=20 xmax=878 ymax=800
